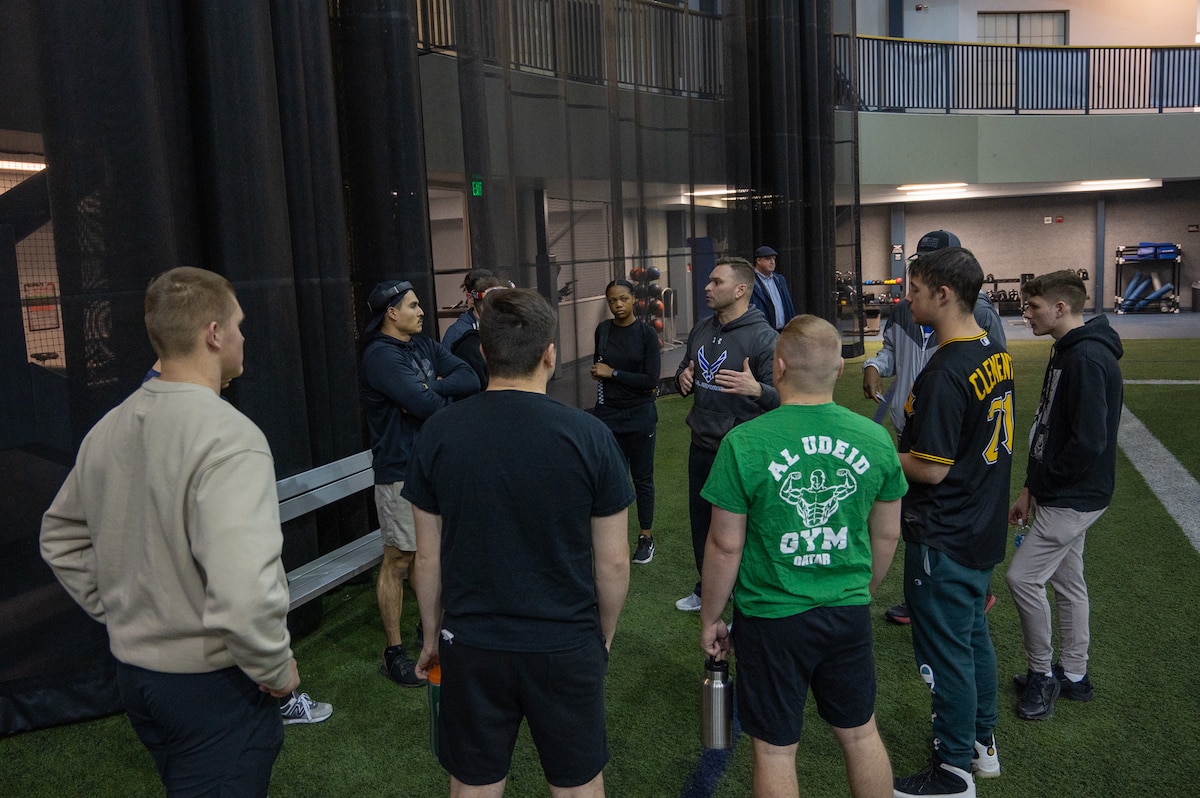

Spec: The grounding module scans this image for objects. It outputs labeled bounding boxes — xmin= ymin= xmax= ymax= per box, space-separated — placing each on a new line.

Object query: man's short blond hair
xmin=144 ymin=267 xmax=237 ymax=359
xmin=776 ymin=314 xmax=842 ymax=392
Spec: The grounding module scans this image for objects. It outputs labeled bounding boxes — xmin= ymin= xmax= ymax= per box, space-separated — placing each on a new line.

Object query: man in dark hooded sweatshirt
xmin=360 ymin=280 xmax=480 ymax=687
xmin=1007 ymin=270 xmax=1123 ymax=721
xmin=673 ymin=256 xmax=780 ymax=611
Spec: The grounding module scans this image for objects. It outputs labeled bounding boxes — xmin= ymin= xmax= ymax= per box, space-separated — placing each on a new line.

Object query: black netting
xmin=1 ymin=0 xmax=840 ymax=735
xmin=1 ymin=0 xmax=366 ymax=734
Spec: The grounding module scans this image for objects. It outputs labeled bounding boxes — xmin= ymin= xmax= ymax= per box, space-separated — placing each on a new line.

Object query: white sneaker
xmin=675 ymin=592 xmax=702 ymax=612
xmin=281 ymin=692 xmax=333 ymax=725
xmin=971 ymin=736 xmax=1000 ymax=779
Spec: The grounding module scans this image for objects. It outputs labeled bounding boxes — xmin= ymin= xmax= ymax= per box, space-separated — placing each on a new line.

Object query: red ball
xmin=652 ymin=318 xmax=664 ymax=332
xmin=650 ymin=299 xmax=665 ymax=316
xmin=630 ymin=267 xmax=646 ymax=281
xmin=635 ymin=299 xmax=648 ymax=314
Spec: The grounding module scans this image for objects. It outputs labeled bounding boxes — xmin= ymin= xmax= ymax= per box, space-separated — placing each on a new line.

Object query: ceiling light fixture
xmin=897 ymin=182 xmax=967 ymax=191
xmin=685 ymin=187 xmax=749 ymax=197
xmin=903 ymin=188 xmax=969 ymax=199
xmin=1079 ymin=178 xmax=1151 ymax=187
xmin=0 ymin=160 xmax=46 ymax=172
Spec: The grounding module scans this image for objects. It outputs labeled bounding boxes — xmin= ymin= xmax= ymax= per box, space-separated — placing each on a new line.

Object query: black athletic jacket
xmin=1025 ymin=315 xmax=1124 ymax=511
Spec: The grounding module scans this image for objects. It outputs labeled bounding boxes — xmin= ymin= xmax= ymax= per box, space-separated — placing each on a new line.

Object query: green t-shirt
xmin=701 ymin=403 xmax=907 ymax=618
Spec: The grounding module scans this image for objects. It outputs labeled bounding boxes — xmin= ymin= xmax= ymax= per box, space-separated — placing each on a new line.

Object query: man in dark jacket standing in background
xmin=749 ymin=245 xmax=795 ymax=332
xmin=674 ymin=256 xmax=780 ymax=611
xmin=1007 ymin=271 xmax=1123 ymax=721
xmin=360 ymin=280 xmax=479 ymax=687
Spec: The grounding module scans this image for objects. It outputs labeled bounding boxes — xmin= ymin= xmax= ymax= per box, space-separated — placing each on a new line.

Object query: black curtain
xmin=744 ymin=0 xmax=837 ymax=321
xmin=331 ymin=0 xmax=436 ymax=312
xmin=451 ymin=0 xmax=520 ymax=279
xmin=270 ymin=0 xmax=368 ymax=558
xmin=2 ymin=0 xmax=361 ymax=734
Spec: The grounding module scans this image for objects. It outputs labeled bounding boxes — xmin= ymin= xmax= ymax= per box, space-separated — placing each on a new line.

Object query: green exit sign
xmin=471 ymin=180 xmax=483 ymax=197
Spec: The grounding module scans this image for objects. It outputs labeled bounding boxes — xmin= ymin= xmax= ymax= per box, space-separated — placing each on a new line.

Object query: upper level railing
xmin=837 ymin=35 xmax=1200 ymax=114
xmin=415 ymin=0 xmax=725 ymax=97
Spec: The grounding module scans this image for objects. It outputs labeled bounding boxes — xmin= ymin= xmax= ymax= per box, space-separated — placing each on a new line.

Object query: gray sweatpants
xmin=1005 ymin=501 xmax=1108 ymax=676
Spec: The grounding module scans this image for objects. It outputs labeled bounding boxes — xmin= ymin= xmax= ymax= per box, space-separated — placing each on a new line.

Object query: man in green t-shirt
xmin=699 ymin=315 xmax=906 ymax=798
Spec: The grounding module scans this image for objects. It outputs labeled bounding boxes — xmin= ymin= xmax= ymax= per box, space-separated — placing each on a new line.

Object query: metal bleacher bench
xmin=276 ymin=450 xmax=381 ymax=611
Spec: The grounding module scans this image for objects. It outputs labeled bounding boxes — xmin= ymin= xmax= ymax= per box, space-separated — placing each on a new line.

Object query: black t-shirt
xmin=898 ymin=333 xmax=1013 ymax=569
xmin=403 ymin=390 xmax=634 ymax=651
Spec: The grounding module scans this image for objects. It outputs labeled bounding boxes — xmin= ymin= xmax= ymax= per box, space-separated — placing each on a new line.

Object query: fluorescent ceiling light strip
xmin=896 ymin=182 xmax=967 ymax=191
xmin=0 ymin=160 xmax=46 ymax=172
xmin=904 ymin=188 xmax=968 ymax=197
xmin=1079 ymin=178 xmax=1151 ymax=187
xmin=686 ymin=188 xmax=748 ymax=197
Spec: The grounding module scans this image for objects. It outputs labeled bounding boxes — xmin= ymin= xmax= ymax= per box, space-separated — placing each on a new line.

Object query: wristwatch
xmin=611 ymin=370 xmax=619 ymax=378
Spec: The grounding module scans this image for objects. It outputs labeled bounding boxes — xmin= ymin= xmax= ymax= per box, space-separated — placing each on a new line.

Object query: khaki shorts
xmin=375 ymin=482 xmax=416 ymax=551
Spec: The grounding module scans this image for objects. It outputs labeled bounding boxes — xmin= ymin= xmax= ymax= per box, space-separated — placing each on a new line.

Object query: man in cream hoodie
xmin=41 ymin=266 xmax=299 ymax=797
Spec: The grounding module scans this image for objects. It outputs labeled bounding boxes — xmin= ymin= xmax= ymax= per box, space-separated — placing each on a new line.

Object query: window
xmin=978 ymin=12 xmax=1067 ymax=45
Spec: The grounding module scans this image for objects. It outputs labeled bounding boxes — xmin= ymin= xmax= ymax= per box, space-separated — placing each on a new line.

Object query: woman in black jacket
xmin=591 ymin=279 xmax=662 ymax=564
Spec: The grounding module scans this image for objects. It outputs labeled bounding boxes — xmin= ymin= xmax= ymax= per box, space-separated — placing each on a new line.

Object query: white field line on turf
xmin=1118 ymin=407 xmax=1200 ymax=555
xmin=1123 ymin=380 xmax=1200 ymax=385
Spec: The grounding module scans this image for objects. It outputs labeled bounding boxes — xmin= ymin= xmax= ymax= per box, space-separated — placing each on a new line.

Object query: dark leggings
xmin=613 ymin=426 xmax=656 ymax=530
xmin=595 ymin=402 xmax=657 ymax=532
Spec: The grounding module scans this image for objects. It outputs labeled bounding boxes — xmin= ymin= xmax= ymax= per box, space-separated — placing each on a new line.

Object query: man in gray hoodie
xmin=674 ymin=256 xmax=780 ymax=611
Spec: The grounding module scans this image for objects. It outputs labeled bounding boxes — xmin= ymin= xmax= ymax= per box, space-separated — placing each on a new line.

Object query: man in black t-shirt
xmin=405 ymin=289 xmax=633 ymax=797
xmin=892 ymin=248 xmax=1013 ymax=798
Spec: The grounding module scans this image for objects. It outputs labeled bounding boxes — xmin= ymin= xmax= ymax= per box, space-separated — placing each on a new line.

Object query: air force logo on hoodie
xmin=697 ymin=345 xmax=728 ymax=387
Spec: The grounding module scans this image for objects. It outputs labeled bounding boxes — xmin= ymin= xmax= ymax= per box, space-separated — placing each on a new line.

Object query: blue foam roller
xmin=1134 ymin=282 xmax=1173 ymax=310
xmin=1121 ymin=272 xmax=1145 ymax=310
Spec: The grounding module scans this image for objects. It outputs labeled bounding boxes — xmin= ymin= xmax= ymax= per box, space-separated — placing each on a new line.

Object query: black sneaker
xmin=1058 ymin=670 xmax=1095 ymax=701
xmin=885 ymin=603 xmax=911 ymax=625
xmin=894 ymin=757 xmax=976 ymax=797
xmin=1012 ymin=663 xmax=1095 ymax=702
xmin=381 ymin=644 xmax=425 ymax=688
xmin=632 ymin=535 xmax=655 ymax=564
xmin=1017 ymin=669 xmax=1060 ymax=720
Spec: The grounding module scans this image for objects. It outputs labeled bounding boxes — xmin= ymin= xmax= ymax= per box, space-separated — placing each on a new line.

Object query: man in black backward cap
xmin=359 ymin=280 xmax=479 ymax=687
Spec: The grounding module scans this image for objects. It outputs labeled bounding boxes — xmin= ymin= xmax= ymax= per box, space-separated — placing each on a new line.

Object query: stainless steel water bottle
xmin=701 ymin=656 xmax=733 ymax=749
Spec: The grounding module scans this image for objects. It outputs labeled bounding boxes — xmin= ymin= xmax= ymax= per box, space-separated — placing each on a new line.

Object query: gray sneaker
xmin=280 ymin=692 xmax=333 ymax=725
xmin=675 ymin=591 xmax=702 ymax=612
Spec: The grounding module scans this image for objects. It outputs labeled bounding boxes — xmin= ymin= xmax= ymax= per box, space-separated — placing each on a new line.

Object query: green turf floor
xmin=4 ymin=339 xmax=1198 ymax=797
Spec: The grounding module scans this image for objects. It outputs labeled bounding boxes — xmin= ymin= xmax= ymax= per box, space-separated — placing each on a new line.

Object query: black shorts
xmin=438 ymin=635 xmax=609 ymax=788
xmin=732 ymin=604 xmax=877 ymax=746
